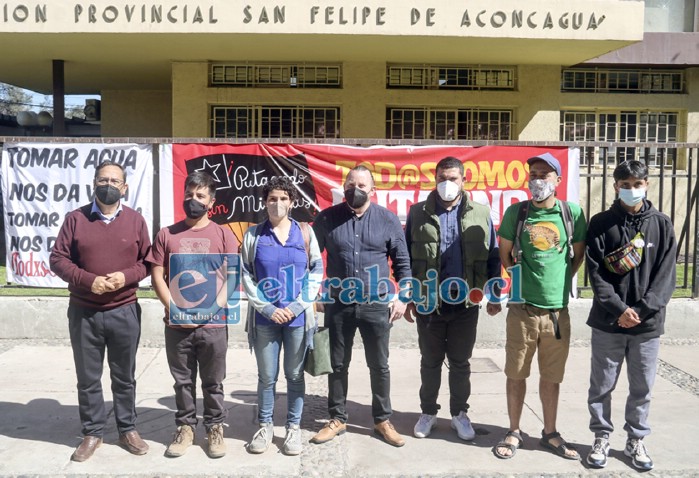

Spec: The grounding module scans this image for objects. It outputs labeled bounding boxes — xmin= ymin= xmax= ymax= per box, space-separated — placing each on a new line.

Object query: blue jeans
xmin=253 ymin=324 xmax=307 ymax=426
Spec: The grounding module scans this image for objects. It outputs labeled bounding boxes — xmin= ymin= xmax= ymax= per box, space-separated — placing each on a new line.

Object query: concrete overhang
xmin=0 ymin=0 xmax=645 ymax=94
xmin=583 ymin=32 xmax=699 ymax=67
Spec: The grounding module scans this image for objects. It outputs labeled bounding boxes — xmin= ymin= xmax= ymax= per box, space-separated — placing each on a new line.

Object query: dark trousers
xmin=416 ymin=304 xmax=478 ymax=416
xmin=326 ymin=302 xmax=392 ymax=424
xmin=164 ymin=326 xmax=228 ymax=429
xmin=68 ymin=302 xmax=142 ymax=437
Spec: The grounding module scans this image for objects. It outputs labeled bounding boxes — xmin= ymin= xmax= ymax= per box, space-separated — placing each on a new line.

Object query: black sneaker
xmin=586 ymin=437 xmax=610 ymax=468
xmin=624 ymin=438 xmax=654 ymax=471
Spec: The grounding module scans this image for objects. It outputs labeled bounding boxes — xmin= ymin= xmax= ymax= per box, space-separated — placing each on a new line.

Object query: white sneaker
xmin=586 ymin=436 xmax=610 ymax=468
xmin=413 ymin=414 xmax=437 ymax=438
xmin=248 ymin=423 xmax=274 ymax=454
xmin=624 ymin=438 xmax=654 ymax=471
xmin=451 ymin=411 xmax=475 ymax=440
xmin=281 ymin=424 xmax=302 ymax=456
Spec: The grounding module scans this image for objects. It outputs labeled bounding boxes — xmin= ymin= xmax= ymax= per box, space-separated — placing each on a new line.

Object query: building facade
xmin=0 ymin=0 xmax=697 ymax=166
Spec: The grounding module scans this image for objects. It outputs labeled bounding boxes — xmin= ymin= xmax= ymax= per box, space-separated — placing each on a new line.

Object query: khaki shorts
xmin=504 ymin=303 xmax=571 ymax=383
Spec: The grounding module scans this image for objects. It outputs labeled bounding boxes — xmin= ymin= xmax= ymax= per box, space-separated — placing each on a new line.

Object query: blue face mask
xmin=618 ymin=187 xmax=646 ymax=206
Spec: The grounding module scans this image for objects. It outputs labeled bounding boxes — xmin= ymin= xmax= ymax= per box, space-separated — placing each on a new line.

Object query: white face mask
xmin=528 ymin=179 xmax=556 ymax=202
xmin=618 ymin=187 xmax=646 ymax=206
xmin=437 ymin=180 xmax=461 ymax=202
xmin=267 ymin=202 xmax=289 ymax=218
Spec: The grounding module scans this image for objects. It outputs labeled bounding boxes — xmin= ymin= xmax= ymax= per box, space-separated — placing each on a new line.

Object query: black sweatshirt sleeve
xmin=585 ymin=215 xmax=629 ymax=323
xmin=634 ymin=216 xmax=677 ymax=320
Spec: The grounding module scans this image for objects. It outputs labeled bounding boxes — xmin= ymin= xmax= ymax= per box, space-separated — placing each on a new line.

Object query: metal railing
xmin=577 ymin=143 xmax=699 ymax=297
xmin=0 ymin=138 xmax=697 ymax=296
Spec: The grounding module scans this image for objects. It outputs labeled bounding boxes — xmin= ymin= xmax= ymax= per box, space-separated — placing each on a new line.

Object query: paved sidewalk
xmin=0 ymin=340 xmax=698 ymax=477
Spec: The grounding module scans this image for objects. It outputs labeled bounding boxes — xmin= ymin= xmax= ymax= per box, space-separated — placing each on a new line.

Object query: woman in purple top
xmin=241 ymin=176 xmax=322 ymax=456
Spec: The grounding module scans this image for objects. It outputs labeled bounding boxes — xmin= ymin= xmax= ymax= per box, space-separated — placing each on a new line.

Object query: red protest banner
xmin=159 ymin=144 xmax=579 ymax=244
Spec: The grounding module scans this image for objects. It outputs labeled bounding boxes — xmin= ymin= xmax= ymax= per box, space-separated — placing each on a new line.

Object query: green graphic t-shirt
xmin=498 ymin=200 xmax=586 ymax=308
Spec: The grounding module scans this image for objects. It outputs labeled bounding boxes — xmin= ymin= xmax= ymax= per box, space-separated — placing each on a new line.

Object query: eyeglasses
xmin=95 ymin=177 xmax=125 ymax=187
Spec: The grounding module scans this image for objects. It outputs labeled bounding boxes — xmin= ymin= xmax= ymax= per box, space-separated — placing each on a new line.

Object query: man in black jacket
xmin=584 ymin=160 xmax=676 ymax=471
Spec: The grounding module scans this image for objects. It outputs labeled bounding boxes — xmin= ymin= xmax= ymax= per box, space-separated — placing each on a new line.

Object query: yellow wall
xmin=127 ymin=61 xmax=699 ymax=143
xmin=172 ymin=63 xmax=208 ymax=137
xmin=343 ymin=62 xmax=385 ymax=138
xmin=172 ymin=61 xmax=564 ymax=139
xmin=516 ymin=66 xmax=561 ymax=140
xmin=101 ymin=90 xmax=172 ymax=137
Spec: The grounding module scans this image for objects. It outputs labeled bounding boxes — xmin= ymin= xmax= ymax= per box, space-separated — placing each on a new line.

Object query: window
xmin=561 ymin=68 xmax=684 ymax=94
xmin=387 ymin=64 xmax=516 ymax=90
xmin=386 ymin=108 xmax=513 ymax=140
xmin=561 ymin=110 xmax=680 ymax=166
xmin=210 ymin=63 xmax=342 ymax=88
xmin=211 ymin=106 xmax=341 ymax=139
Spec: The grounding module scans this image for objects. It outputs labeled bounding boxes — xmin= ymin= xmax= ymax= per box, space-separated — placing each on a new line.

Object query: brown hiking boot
xmin=374 ymin=420 xmax=405 ymax=447
xmin=310 ymin=418 xmax=346 ymax=444
xmin=207 ymin=424 xmax=226 ymax=458
xmin=165 ymin=425 xmax=195 ymax=457
xmin=71 ymin=436 xmax=102 ymax=462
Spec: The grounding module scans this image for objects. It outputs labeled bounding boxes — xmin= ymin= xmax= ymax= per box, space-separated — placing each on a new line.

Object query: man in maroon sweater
xmin=50 ymin=161 xmax=151 ymax=462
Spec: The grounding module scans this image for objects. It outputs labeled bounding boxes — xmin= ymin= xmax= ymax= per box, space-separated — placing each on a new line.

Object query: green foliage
xmin=0 ymin=266 xmax=157 ymax=298
xmin=0 ymin=82 xmax=32 ymax=115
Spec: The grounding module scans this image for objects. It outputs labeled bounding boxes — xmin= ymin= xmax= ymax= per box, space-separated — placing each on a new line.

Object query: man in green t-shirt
xmin=494 ymin=153 xmax=587 ymax=460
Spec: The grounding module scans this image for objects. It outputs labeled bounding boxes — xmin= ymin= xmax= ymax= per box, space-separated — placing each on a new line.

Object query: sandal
xmin=494 ymin=430 xmax=523 ymax=459
xmin=539 ymin=430 xmax=580 ymax=460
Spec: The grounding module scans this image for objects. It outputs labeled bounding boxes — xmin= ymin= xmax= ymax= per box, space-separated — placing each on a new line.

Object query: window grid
xmin=211 ymin=105 xmax=341 ymax=139
xmin=387 ymin=64 xmax=516 ymax=90
xmin=561 ymin=68 xmax=684 ymax=94
xmin=210 ymin=63 xmax=342 ymax=88
xmin=561 ymin=110 xmax=680 ymax=166
xmin=386 ymin=108 xmax=513 ymax=140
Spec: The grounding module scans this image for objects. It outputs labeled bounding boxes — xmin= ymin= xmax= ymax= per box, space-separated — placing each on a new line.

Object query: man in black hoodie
xmin=584 ymin=160 xmax=676 ymax=471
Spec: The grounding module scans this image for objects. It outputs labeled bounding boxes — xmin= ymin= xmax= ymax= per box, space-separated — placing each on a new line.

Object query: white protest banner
xmin=1 ymin=143 xmax=154 ymax=287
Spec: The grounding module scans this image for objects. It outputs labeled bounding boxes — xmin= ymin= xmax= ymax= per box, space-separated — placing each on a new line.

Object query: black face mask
xmin=344 ymin=187 xmax=369 ymax=209
xmin=95 ymin=185 xmax=122 ymax=206
xmin=183 ymin=199 xmax=209 ymax=219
